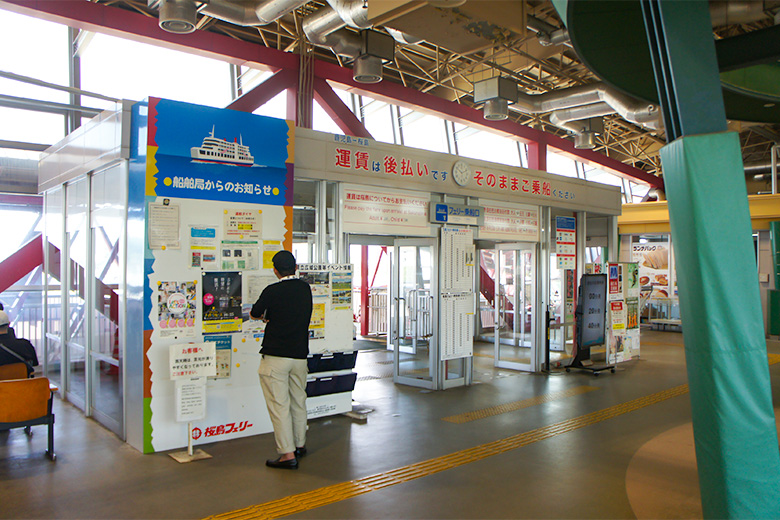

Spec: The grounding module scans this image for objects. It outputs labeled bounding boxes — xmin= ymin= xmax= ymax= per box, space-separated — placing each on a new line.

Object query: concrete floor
xmin=1 ymin=330 xmax=779 ymax=519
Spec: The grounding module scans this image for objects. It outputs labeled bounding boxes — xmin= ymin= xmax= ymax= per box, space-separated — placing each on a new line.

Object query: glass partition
xmin=65 ymin=178 xmax=89 ymax=409
xmin=44 ymin=188 xmax=64 ymax=386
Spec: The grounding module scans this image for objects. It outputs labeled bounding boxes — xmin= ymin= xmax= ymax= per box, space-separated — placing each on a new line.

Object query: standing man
xmin=251 ymin=250 xmax=312 ymax=470
xmin=0 ymin=310 xmax=38 ymax=377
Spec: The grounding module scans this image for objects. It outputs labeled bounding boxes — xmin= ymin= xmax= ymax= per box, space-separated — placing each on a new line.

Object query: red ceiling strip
xmin=0 ymin=0 xmax=662 ymax=188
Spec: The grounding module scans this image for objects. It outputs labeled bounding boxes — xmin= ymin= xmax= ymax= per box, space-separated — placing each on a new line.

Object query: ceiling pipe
xmin=199 ymin=0 xmax=310 ymax=26
xmin=302 ymin=6 xmax=362 ymax=57
xmin=526 ymin=15 xmax=571 ymax=47
xmin=510 ymin=82 xmax=660 ymax=129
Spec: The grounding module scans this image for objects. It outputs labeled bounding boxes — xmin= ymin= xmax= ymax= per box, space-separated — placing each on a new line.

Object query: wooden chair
xmin=0 ymin=362 xmax=29 ymax=381
xmin=0 ymin=377 xmax=56 ymax=460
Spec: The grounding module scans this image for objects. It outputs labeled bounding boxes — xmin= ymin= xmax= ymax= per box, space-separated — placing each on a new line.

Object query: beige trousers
xmin=258 ymin=355 xmax=308 ymax=455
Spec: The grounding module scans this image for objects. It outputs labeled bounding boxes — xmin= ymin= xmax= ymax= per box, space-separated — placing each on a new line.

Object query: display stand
xmin=565 ymin=274 xmax=615 ymax=376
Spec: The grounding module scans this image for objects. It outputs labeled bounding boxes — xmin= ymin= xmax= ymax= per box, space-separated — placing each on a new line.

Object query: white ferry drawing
xmin=190 ymin=126 xmax=255 ymax=166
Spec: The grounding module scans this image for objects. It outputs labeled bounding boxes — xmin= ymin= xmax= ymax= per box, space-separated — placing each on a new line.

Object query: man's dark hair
xmin=272 ymin=250 xmax=297 ymax=276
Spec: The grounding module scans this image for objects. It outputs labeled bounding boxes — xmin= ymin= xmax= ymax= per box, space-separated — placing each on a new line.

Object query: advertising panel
xmin=632 ymin=242 xmax=670 ymax=298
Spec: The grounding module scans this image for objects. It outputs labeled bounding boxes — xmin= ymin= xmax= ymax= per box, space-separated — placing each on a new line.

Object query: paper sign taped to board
xmin=175 ymin=377 xmax=206 ymax=422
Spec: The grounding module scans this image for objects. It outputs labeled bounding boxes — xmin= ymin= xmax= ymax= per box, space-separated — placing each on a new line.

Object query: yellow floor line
xmin=205 ymin=384 xmax=689 ymax=520
xmin=441 ymin=385 xmax=599 ymax=424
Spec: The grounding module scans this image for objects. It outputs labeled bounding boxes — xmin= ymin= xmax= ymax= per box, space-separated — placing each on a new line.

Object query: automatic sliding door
xmin=391 ymin=239 xmax=438 ymax=389
xmin=495 ymin=244 xmax=536 ymax=371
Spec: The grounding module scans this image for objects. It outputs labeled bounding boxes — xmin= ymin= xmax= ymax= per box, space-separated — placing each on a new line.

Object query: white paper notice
xmin=149 ymin=203 xmax=180 ymax=249
xmin=480 ymin=200 xmax=540 ymax=242
xmin=441 ymin=227 xmax=474 ymax=292
xmin=441 ymin=293 xmax=474 ymax=360
xmin=341 ymin=184 xmax=431 ymax=235
xmin=175 ymin=378 xmax=206 ymax=422
xmin=245 ymin=272 xmax=279 ymax=303
xmin=170 ymin=342 xmax=217 ymax=379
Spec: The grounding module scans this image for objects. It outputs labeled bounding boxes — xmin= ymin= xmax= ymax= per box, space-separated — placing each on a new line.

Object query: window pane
xmin=0 ymin=107 xmax=64 ymax=147
xmin=457 ymin=128 xmax=521 ymax=167
xmin=401 ymin=113 xmax=449 ymax=154
xmin=362 ymin=101 xmax=396 ymax=144
xmin=81 ymin=33 xmax=232 ymax=107
xmin=0 ymin=10 xmax=68 ymax=104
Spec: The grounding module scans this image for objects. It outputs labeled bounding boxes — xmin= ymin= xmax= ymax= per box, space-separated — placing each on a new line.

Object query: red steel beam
xmin=0 ymin=0 xmax=661 ymax=188
xmin=227 ymin=68 xmax=298 ymax=113
xmin=313 ymin=77 xmax=372 ymax=139
xmin=0 ymin=234 xmax=42 ymax=294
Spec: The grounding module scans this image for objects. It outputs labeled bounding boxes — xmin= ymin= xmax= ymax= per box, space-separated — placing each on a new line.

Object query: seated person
xmin=0 ymin=310 xmax=38 ymax=377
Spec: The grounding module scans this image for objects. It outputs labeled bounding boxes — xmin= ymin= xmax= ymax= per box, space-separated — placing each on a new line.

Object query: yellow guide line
xmin=206 ymin=384 xmax=689 ymax=520
xmin=441 ymin=385 xmax=599 ymax=424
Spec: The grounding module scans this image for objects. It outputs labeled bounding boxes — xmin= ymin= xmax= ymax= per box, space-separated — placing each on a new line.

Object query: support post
xmin=527 ymin=141 xmax=547 ymax=171
xmin=641 ymin=1 xmax=780 ymax=517
xmin=361 ymin=245 xmax=369 ymax=337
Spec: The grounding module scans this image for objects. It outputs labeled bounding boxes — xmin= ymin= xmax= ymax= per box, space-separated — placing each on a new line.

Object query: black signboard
xmin=580 ymin=274 xmax=607 ymax=349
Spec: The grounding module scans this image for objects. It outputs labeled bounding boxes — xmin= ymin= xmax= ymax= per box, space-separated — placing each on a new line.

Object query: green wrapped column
xmin=770 ymin=221 xmax=780 ymax=335
xmin=661 ymin=132 xmax=780 ymax=518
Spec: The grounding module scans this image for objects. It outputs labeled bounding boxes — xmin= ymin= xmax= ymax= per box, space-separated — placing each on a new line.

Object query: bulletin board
xmin=298 ymin=263 xmax=354 ymax=354
xmin=132 ymin=96 xmax=300 ymax=454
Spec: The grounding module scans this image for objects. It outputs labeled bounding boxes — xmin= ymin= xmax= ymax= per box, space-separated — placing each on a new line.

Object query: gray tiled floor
xmin=1 ymin=330 xmax=778 ymax=519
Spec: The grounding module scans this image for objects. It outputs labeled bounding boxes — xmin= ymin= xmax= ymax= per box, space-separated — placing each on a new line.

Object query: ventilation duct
xmin=302 ymin=2 xmax=394 ymax=83
xmin=199 ymin=0 xmax=311 ymax=26
xmin=155 ymin=0 xmax=197 ymax=34
xmin=473 ymin=77 xmax=518 ymax=121
xmin=526 ymin=15 xmax=571 ymax=47
xmin=509 ymin=82 xmax=660 ymax=129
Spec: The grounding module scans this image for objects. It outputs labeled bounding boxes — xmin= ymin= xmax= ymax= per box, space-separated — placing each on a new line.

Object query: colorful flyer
xmin=300 ymin=270 xmax=330 ymax=297
xmin=331 ymin=271 xmax=353 ymax=309
xmin=224 ymin=209 xmax=262 ymax=241
xmin=204 ymin=335 xmax=232 ymax=379
xmin=202 ymin=271 xmax=243 ymax=334
xmin=157 ymin=281 xmax=197 ymax=338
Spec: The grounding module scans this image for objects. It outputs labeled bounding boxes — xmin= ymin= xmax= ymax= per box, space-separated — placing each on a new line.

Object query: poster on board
xmin=189 ymin=225 xmax=218 ymax=269
xmin=632 ymin=242 xmax=670 ymax=298
xmin=157 ymin=281 xmax=197 ymax=337
xmin=202 ymin=272 xmax=243 ymax=333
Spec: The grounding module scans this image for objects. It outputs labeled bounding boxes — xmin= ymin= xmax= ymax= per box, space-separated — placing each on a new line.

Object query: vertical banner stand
xmin=168 ymin=343 xmax=217 ymax=463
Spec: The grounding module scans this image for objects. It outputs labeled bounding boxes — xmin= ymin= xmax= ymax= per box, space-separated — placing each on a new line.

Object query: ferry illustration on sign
xmin=190 ymin=126 xmax=255 ymax=166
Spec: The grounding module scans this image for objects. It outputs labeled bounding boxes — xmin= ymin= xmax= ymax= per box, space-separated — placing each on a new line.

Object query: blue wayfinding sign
xmin=435 ymin=204 xmax=449 ymax=222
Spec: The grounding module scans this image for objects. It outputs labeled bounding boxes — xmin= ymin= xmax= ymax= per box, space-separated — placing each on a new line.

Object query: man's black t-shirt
xmin=0 ymin=333 xmax=39 ymax=375
xmin=250 ymin=278 xmax=313 ymax=359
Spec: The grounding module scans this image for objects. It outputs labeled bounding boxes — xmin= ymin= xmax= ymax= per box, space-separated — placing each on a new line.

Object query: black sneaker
xmin=295 ymin=446 xmax=307 ymax=457
xmin=266 ymin=456 xmax=298 ymax=469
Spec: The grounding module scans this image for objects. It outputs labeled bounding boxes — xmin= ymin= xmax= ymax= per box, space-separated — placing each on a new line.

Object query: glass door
xmin=391 ymin=238 xmax=438 ymax=389
xmin=494 ymin=243 xmax=537 ymax=371
xmin=89 ymin=165 xmax=126 ymax=436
